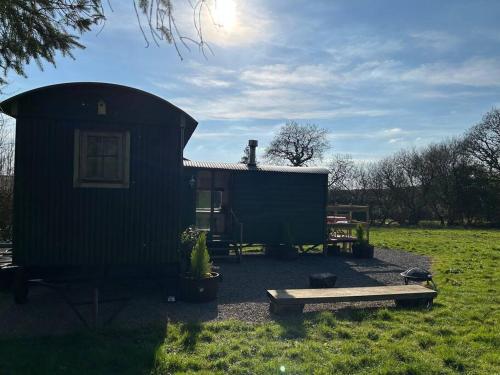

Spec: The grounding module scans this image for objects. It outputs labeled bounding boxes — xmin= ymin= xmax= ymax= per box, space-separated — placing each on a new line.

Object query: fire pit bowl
xmin=400 ymin=267 xmax=437 ymax=290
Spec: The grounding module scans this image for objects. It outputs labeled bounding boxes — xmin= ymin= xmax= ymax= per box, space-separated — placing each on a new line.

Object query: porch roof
xmin=183 ymin=160 xmax=329 ymax=174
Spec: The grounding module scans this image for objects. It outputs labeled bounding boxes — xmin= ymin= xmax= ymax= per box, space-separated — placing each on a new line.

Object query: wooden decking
xmin=267 ymin=285 xmax=437 ymax=314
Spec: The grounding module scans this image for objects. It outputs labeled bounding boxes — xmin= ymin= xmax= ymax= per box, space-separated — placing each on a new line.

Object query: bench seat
xmin=267 ymin=285 xmax=437 ymax=314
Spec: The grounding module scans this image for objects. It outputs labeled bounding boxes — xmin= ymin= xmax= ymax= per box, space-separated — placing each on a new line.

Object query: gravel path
xmin=0 ymin=248 xmax=430 ymax=337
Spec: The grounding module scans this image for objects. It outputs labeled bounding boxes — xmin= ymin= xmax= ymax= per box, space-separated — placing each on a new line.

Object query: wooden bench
xmin=267 ymin=285 xmax=437 ymax=314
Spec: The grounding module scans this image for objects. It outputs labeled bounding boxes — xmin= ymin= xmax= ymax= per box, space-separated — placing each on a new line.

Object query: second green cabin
xmin=182 ymin=159 xmax=328 ymax=246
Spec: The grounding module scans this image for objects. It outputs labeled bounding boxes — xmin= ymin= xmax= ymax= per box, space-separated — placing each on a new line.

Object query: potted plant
xmin=352 ymin=225 xmax=374 ymax=258
xmin=266 ymin=223 xmax=299 ymax=260
xmin=179 ymin=226 xmax=200 ymax=273
xmin=326 ymin=244 xmax=341 ymax=256
xmin=180 ymin=232 xmax=220 ymax=302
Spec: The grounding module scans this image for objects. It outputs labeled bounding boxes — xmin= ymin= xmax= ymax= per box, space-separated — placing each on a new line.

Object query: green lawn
xmin=0 ymin=228 xmax=499 ymax=374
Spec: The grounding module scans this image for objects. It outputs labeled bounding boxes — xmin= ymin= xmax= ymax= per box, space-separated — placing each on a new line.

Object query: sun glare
xmin=212 ymin=0 xmax=237 ymax=31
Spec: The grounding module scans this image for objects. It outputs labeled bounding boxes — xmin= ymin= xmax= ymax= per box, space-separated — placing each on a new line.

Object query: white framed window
xmin=73 ymin=130 xmax=130 ymax=188
xmin=195 ymin=190 xmax=223 ymax=230
xmin=196 ymin=190 xmax=222 ymax=211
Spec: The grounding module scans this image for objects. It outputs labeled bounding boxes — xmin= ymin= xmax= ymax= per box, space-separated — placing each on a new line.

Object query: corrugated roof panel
xmin=183 ymin=160 xmax=329 ymax=174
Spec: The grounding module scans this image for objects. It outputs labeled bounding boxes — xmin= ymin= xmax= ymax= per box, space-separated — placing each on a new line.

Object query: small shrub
xmin=190 ymin=232 xmax=212 ymax=279
xmin=355 ymin=224 xmax=369 ymax=246
xmin=180 ymin=226 xmax=201 ymax=271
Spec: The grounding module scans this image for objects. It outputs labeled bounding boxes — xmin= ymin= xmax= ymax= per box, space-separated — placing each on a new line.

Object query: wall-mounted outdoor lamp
xmin=189 ymin=175 xmax=196 ymax=188
xmin=97 ymin=99 xmax=106 ymax=115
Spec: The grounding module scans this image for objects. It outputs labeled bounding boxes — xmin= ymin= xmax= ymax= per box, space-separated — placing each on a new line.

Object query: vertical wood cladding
xmin=7 ymin=83 xmax=197 ymax=266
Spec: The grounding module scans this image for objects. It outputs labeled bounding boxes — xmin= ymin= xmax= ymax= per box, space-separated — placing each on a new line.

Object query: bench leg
xmin=270 ymin=302 xmax=304 ymax=315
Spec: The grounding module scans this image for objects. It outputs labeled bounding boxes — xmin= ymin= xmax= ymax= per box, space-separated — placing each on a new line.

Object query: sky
xmin=2 ymin=0 xmax=500 ymax=165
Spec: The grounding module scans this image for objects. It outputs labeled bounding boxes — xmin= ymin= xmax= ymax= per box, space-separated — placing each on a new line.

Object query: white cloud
xmin=401 ymin=58 xmax=500 ymax=87
xmin=158 ymin=54 xmax=500 ymax=123
xmin=327 ymin=37 xmax=403 ymax=61
xmin=183 ymin=76 xmax=232 ymax=88
xmin=173 ymin=86 xmax=395 ymax=120
xmin=410 ymin=31 xmax=460 ymax=51
xmin=240 ymin=64 xmax=337 ymax=87
xmin=192 ymin=123 xmax=281 ymax=139
xmin=413 ymin=89 xmax=491 ymax=99
xmin=388 ymin=138 xmax=403 ymax=144
xmin=383 ymin=127 xmax=403 ymax=134
xmin=233 ymin=57 xmax=500 ymax=94
xmin=329 ymin=127 xmax=412 ymax=142
xmin=151 ymin=82 xmax=181 ymax=91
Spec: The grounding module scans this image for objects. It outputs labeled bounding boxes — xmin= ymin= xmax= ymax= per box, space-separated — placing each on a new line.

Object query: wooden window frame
xmin=73 ymin=129 xmax=130 ymax=188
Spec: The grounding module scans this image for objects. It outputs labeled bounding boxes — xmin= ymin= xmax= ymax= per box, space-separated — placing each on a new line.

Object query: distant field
xmin=0 ymin=227 xmax=498 ymax=374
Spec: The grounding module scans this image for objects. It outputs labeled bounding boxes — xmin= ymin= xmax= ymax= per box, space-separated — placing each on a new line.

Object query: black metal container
xmin=179 ymin=272 xmax=220 ymax=303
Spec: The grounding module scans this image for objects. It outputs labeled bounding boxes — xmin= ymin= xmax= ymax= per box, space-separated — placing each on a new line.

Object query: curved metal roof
xmin=184 ymin=160 xmax=329 ymax=174
xmin=0 ymin=81 xmax=198 ymax=125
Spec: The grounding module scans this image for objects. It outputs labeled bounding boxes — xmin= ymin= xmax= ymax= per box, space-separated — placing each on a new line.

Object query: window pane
xmin=87 ymin=136 xmax=100 ymax=156
xmin=102 ymin=156 xmax=120 ymax=180
xmin=213 ymin=191 xmax=222 ymax=210
xmin=195 ymin=190 xmax=222 ymax=210
xmin=102 ymin=136 xmax=120 ymax=156
xmin=196 ymin=212 xmax=211 ymax=230
xmin=86 ymin=156 xmax=101 ymax=178
xmin=196 ymin=191 xmax=211 ymax=210
xmin=76 ymin=130 xmax=129 ymax=187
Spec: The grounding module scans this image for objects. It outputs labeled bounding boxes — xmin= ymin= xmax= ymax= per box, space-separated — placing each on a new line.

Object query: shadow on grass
xmin=179 ymin=321 xmax=203 ymax=351
xmin=0 ymin=324 xmax=167 ymax=375
xmin=274 ymin=315 xmax=308 ymax=339
xmin=273 ymin=300 xmax=438 ymax=328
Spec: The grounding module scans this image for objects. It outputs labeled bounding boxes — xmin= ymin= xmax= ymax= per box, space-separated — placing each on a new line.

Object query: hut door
xmin=194 ymin=171 xmax=227 ymax=237
xmin=194 ymin=171 xmax=230 ymax=237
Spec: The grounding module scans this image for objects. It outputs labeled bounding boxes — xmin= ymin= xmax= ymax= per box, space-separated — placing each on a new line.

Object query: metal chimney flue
xmin=248 ymin=139 xmax=258 ymax=166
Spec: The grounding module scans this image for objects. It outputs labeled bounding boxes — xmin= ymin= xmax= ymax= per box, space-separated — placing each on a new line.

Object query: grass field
xmin=0 ymin=228 xmax=499 ymax=374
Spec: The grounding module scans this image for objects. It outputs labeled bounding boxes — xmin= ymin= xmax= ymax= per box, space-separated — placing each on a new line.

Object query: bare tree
xmin=334 ymin=109 xmax=500 ymax=226
xmin=418 ymin=139 xmax=469 ymax=225
xmin=463 ymin=108 xmax=500 ymax=177
xmin=239 ymin=145 xmax=250 ymax=164
xmin=264 ymin=121 xmax=330 ymax=167
xmin=133 ymin=0 xmax=215 ymax=59
xmin=327 ymin=154 xmax=354 ymax=190
xmin=0 ymin=113 xmax=15 ymax=240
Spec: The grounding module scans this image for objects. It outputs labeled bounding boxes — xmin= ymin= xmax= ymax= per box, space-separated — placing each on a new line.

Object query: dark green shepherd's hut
xmin=1 ymin=82 xmax=329 ymax=293
xmin=182 ymin=141 xmax=329 ymax=252
xmin=0 ymin=82 xmax=197 ymax=272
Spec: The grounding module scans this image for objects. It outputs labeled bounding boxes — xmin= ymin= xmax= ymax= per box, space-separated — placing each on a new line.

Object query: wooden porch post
xmin=209 ymin=170 xmax=215 ymax=241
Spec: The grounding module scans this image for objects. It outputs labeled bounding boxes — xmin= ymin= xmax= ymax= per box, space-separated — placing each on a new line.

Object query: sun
xmin=212 ymin=0 xmax=237 ymax=31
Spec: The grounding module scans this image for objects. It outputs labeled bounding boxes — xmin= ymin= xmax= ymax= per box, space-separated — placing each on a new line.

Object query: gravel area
xmin=0 ymin=248 xmax=430 ymax=337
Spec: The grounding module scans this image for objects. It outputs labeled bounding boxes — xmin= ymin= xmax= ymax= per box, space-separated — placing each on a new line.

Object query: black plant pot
xmin=180 ymin=272 xmax=220 ymax=303
xmin=352 ymin=243 xmax=374 ymax=259
xmin=326 ymin=245 xmax=341 ymax=256
xmin=265 ymin=245 xmax=298 ymax=260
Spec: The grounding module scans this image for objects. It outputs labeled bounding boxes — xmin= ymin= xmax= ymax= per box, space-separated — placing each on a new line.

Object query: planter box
xmin=326 ymin=245 xmax=341 ymax=256
xmin=352 ymin=243 xmax=374 ymax=259
xmin=180 ymin=272 xmax=220 ymax=303
xmin=309 ymin=273 xmax=337 ymax=288
xmin=265 ymin=245 xmax=298 ymax=260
